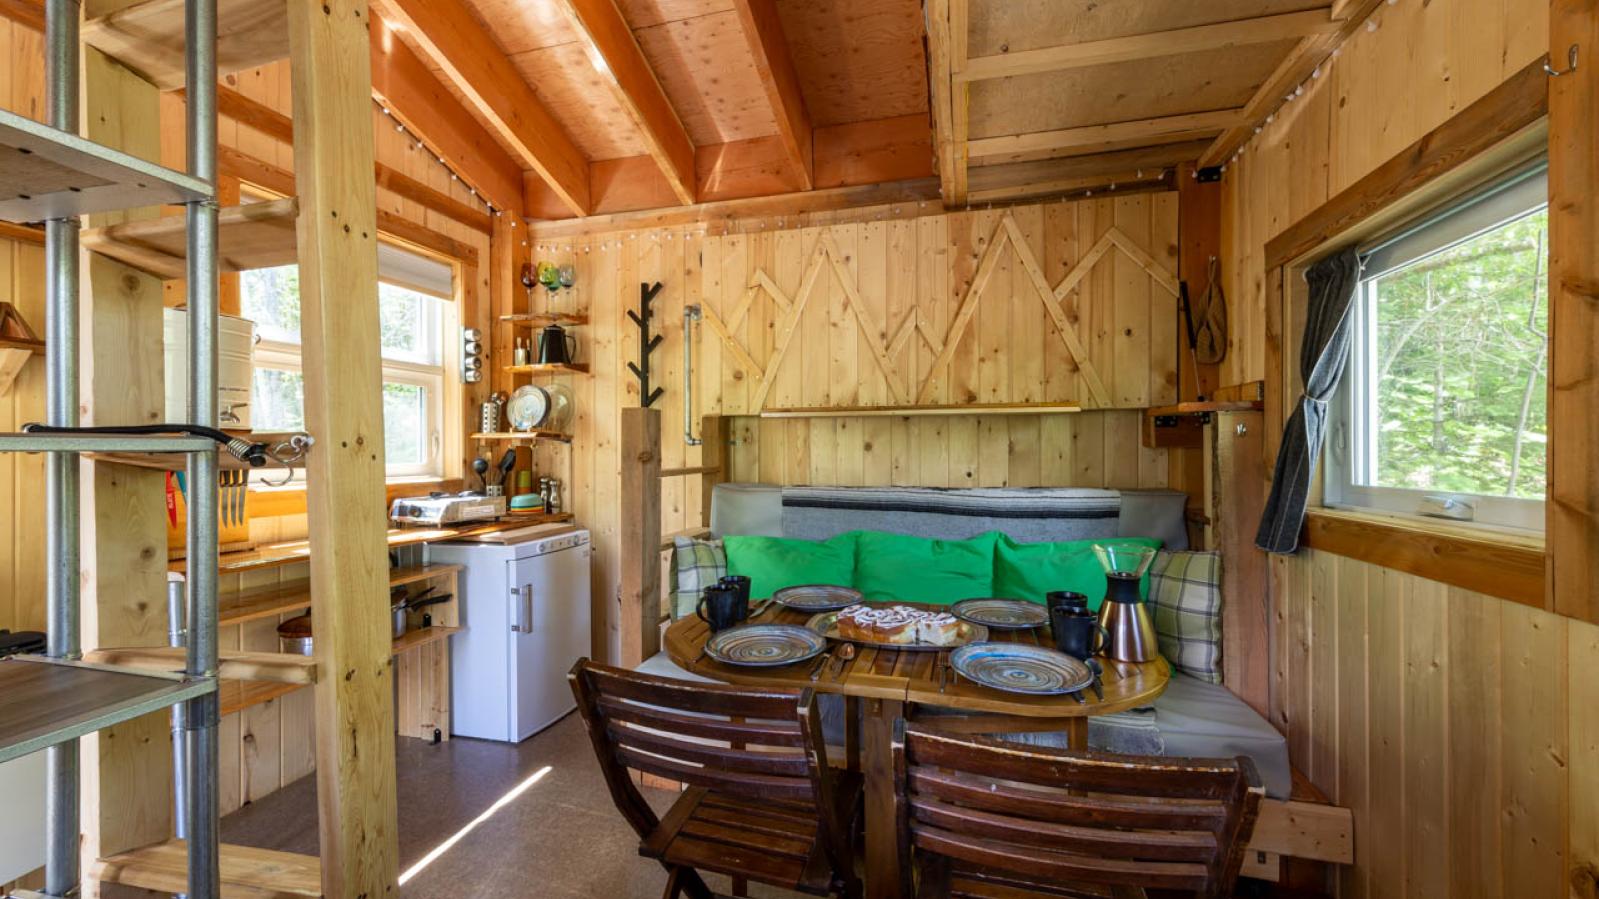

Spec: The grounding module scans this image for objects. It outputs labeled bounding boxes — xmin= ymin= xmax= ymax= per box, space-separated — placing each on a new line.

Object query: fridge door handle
xmin=512 ymin=584 xmax=534 ymax=633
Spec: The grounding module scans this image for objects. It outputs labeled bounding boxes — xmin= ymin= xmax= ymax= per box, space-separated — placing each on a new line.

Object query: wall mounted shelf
xmin=470 ymin=430 xmax=573 ymax=444
xmin=757 ymin=402 xmax=1083 ymax=419
xmin=500 ymin=312 xmax=588 ymax=328
xmin=504 ymin=362 xmax=589 ymax=377
xmin=82 ymin=197 xmax=299 ymax=279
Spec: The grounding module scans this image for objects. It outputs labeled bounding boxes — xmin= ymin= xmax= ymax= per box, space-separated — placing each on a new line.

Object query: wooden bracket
xmin=626 ymin=281 xmax=666 ymax=407
xmin=0 ymin=301 xmax=44 ymax=397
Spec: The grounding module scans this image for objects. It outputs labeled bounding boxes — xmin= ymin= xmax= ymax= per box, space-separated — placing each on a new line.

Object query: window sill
xmin=1301 ymin=507 xmax=1545 ymax=609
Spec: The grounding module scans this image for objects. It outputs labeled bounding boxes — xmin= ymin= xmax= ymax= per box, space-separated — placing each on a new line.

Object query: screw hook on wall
xmin=1546 ymin=44 xmax=1579 ymax=77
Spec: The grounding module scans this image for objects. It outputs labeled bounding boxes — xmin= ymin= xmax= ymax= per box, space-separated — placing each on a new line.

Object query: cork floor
xmin=220 ymin=712 xmax=798 ymax=898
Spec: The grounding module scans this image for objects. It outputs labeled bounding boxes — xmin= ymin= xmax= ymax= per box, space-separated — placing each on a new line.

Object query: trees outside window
xmin=242 ymin=260 xmax=449 ymax=480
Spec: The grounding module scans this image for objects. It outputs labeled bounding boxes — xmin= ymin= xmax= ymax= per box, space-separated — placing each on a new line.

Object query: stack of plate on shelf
xmin=507 ymin=383 xmax=573 ymax=433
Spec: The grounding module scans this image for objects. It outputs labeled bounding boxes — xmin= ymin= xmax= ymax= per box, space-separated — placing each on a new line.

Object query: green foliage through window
xmin=1365 ymin=209 xmax=1547 ymax=499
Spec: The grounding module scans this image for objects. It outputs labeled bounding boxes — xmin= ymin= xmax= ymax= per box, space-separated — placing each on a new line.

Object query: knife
xmin=495 ymin=448 xmax=517 ymax=488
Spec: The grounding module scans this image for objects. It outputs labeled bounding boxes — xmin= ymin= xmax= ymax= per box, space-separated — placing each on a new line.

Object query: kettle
xmin=537 ymin=323 xmax=577 ymax=365
xmin=1092 ymin=543 xmax=1160 ymax=663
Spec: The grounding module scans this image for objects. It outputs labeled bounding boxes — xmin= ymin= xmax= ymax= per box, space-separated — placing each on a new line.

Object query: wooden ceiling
xmin=372 ymin=0 xmax=935 ymax=222
xmin=927 ymin=0 xmax=1389 ymax=205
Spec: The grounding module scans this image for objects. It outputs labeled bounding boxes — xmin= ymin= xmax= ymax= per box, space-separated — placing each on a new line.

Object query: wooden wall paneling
xmin=1332 ymin=553 xmax=1370 ymax=899
xmin=1305 ymin=548 xmax=1338 ymax=795
xmin=1363 ymin=563 xmax=1406 ymax=895
xmin=1402 ymin=578 xmax=1449 ymax=899
xmin=1447 ymin=586 xmax=1504 ymax=899
xmin=1570 ymin=618 xmax=1599 ymax=897
xmin=1498 ymin=601 xmax=1568 ymax=897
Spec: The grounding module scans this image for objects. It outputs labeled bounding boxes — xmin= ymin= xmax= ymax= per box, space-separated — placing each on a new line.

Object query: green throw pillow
xmin=992 ymin=535 xmax=1162 ymax=611
xmin=852 ymin=531 xmax=998 ymax=605
xmin=724 ymin=532 xmax=858 ymax=600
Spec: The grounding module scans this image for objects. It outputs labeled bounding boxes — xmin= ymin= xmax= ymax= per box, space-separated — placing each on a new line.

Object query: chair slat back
xmin=894 ymin=723 xmax=1263 ymax=899
xmin=569 ymin=660 xmax=824 ymax=828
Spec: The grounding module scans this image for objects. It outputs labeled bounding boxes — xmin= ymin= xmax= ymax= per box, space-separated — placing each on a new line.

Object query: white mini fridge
xmin=428 ymin=528 xmax=592 ymax=742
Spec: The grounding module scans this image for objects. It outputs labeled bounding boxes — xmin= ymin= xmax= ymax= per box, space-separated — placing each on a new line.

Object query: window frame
xmin=1322 ymin=162 xmax=1549 ymax=535
xmin=241 ymin=248 xmax=458 ymax=483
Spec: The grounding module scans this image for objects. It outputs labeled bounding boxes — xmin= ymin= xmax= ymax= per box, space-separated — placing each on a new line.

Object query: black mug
xmin=1046 ymin=591 xmax=1090 ymax=617
xmin=697 ymin=585 xmax=743 ymax=633
xmin=1050 ymin=606 xmax=1109 ymax=659
xmin=719 ymin=575 xmax=752 ymax=618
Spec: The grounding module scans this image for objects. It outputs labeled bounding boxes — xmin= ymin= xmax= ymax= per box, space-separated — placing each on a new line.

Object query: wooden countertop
xmin=170 ymin=512 xmax=575 ymax=575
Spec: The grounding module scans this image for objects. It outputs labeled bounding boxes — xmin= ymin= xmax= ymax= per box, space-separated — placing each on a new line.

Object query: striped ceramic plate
xmin=950 ymin=598 xmax=1049 ymax=630
xmin=703 ymin=624 xmax=828 ymax=667
xmin=949 ymin=642 xmax=1094 ymax=695
xmin=772 ymin=584 xmax=863 ymax=612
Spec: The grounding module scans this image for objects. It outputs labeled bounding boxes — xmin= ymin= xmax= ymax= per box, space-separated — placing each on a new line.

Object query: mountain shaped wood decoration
xmin=0 ymin=302 xmax=44 ymax=397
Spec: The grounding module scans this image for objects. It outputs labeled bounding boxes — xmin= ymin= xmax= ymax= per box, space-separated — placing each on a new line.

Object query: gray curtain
xmin=1256 ymin=247 xmax=1363 ymax=553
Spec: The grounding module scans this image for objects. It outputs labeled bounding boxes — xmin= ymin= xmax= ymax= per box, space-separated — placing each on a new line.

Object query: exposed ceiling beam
xmin=967 ymin=108 xmax=1243 ymax=160
xmin=959 ymin=9 xmax=1338 ymax=82
xmin=190 ymin=85 xmax=494 ymax=232
xmin=555 ymin=0 xmax=696 ymax=206
xmin=369 ymin=14 xmax=524 ymax=216
xmin=1200 ymin=0 xmax=1386 ymax=167
xmin=731 ymin=0 xmax=813 ymax=191
xmin=923 ymin=0 xmax=966 ymax=205
xmin=967 ymin=140 xmax=1209 ymax=203
xmin=378 ymin=0 xmax=592 ymax=216
xmin=969 ymin=169 xmax=1175 ymax=204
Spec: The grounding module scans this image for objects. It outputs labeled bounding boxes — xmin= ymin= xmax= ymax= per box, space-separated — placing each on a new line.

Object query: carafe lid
xmin=1093 ymin=542 xmax=1156 ymax=579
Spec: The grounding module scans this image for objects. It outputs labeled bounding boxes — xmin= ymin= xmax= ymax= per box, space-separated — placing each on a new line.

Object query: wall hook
xmin=1546 ymin=44 xmax=1579 ymax=77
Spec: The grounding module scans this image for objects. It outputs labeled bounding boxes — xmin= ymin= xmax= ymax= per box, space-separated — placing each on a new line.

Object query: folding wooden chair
xmin=892 ymin=722 xmax=1262 ymax=899
xmin=569 ymin=659 xmax=862 ymax=899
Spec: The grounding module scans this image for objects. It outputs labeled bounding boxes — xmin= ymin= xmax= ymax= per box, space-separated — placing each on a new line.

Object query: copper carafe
xmin=1092 ymin=543 xmax=1159 ymax=663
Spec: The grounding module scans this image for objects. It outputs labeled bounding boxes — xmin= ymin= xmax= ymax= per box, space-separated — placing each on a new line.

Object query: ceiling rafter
xmin=958 ymin=9 xmax=1339 ymax=83
xmin=1200 ymin=0 xmax=1387 ymax=167
xmin=379 ymin=0 xmax=592 ymax=216
xmin=555 ymin=0 xmax=697 ymax=206
xmin=967 ymin=108 xmax=1244 ymax=160
xmin=731 ymin=0 xmax=813 ymax=191
xmin=923 ymin=0 xmax=967 ymax=205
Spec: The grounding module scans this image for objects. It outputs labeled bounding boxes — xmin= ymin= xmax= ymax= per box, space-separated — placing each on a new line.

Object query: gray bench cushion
xmin=632 ymin=653 xmax=1291 ymax=799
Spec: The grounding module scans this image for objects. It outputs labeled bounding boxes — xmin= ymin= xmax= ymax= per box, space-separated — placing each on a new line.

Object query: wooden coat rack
xmin=627 ymin=281 xmax=665 ymax=407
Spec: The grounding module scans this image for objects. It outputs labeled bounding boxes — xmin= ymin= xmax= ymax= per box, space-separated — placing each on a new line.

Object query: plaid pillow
xmin=1148 ymin=550 xmax=1223 ymax=683
xmin=669 ymin=536 xmax=726 ymax=620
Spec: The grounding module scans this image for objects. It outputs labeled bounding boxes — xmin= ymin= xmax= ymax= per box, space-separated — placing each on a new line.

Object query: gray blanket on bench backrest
xmin=771 ymin=485 xmax=1189 ymax=550
xmin=781 ymin=486 xmax=1120 ymax=543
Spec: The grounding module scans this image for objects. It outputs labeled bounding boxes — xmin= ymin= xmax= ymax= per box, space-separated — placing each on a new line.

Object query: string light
xmin=372 ymin=98 xmax=535 ymax=235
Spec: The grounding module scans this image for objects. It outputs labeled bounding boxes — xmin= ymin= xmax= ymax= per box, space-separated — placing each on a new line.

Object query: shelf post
xmin=42 ymin=0 xmax=80 ymax=894
xmin=620 ymin=407 xmax=662 ymax=668
xmin=181 ymin=0 xmax=222 ymax=894
xmin=287 ymin=0 xmax=402 ymax=893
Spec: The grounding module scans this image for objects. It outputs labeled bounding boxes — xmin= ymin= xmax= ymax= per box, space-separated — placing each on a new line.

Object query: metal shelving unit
xmin=0 ymin=0 xmax=226 ymax=896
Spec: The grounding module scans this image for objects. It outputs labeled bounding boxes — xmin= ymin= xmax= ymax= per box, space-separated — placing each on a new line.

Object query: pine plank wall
xmin=513 ymin=193 xmax=1183 ymax=664
xmin=1220 ymin=0 xmax=1598 ymax=896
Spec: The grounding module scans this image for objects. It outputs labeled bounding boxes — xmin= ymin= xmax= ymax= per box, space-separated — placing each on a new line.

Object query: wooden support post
xmin=1548 ymin=0 xmax=1599 ymax=623
xmin=287 ymin=0 xmax=401 ymax=895
xmin=700 ymin=414 xmax=726 ymax=529
xmin=1211 ymin=410 xmax=1270 ymax=718
xmin=78 ymin=31 xmax=176 ymax=879
xmin=1168 ymin=162 xmax=1222 ymax=531
xmin=620 ymin=407 xmax=662 ymax=668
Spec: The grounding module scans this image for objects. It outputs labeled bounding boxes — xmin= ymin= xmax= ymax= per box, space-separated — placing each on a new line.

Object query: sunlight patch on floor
xmin=397 ymin=765 xmax=554 ymax=885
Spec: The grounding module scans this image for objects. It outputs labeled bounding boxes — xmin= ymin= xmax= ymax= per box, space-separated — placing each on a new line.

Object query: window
xmin=243 ymin=245 xmax=456 ymax=480
xmin=1326 ymin=164 xmax=1548 ymax=532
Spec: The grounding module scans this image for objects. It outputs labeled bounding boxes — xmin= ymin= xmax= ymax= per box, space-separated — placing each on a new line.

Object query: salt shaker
xmin=547 ymin=478 xmax=562 ymax=515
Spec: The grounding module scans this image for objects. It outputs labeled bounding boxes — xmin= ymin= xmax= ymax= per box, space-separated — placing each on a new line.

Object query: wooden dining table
xmin=663 ymin=601 xmax=1172 ymax=899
